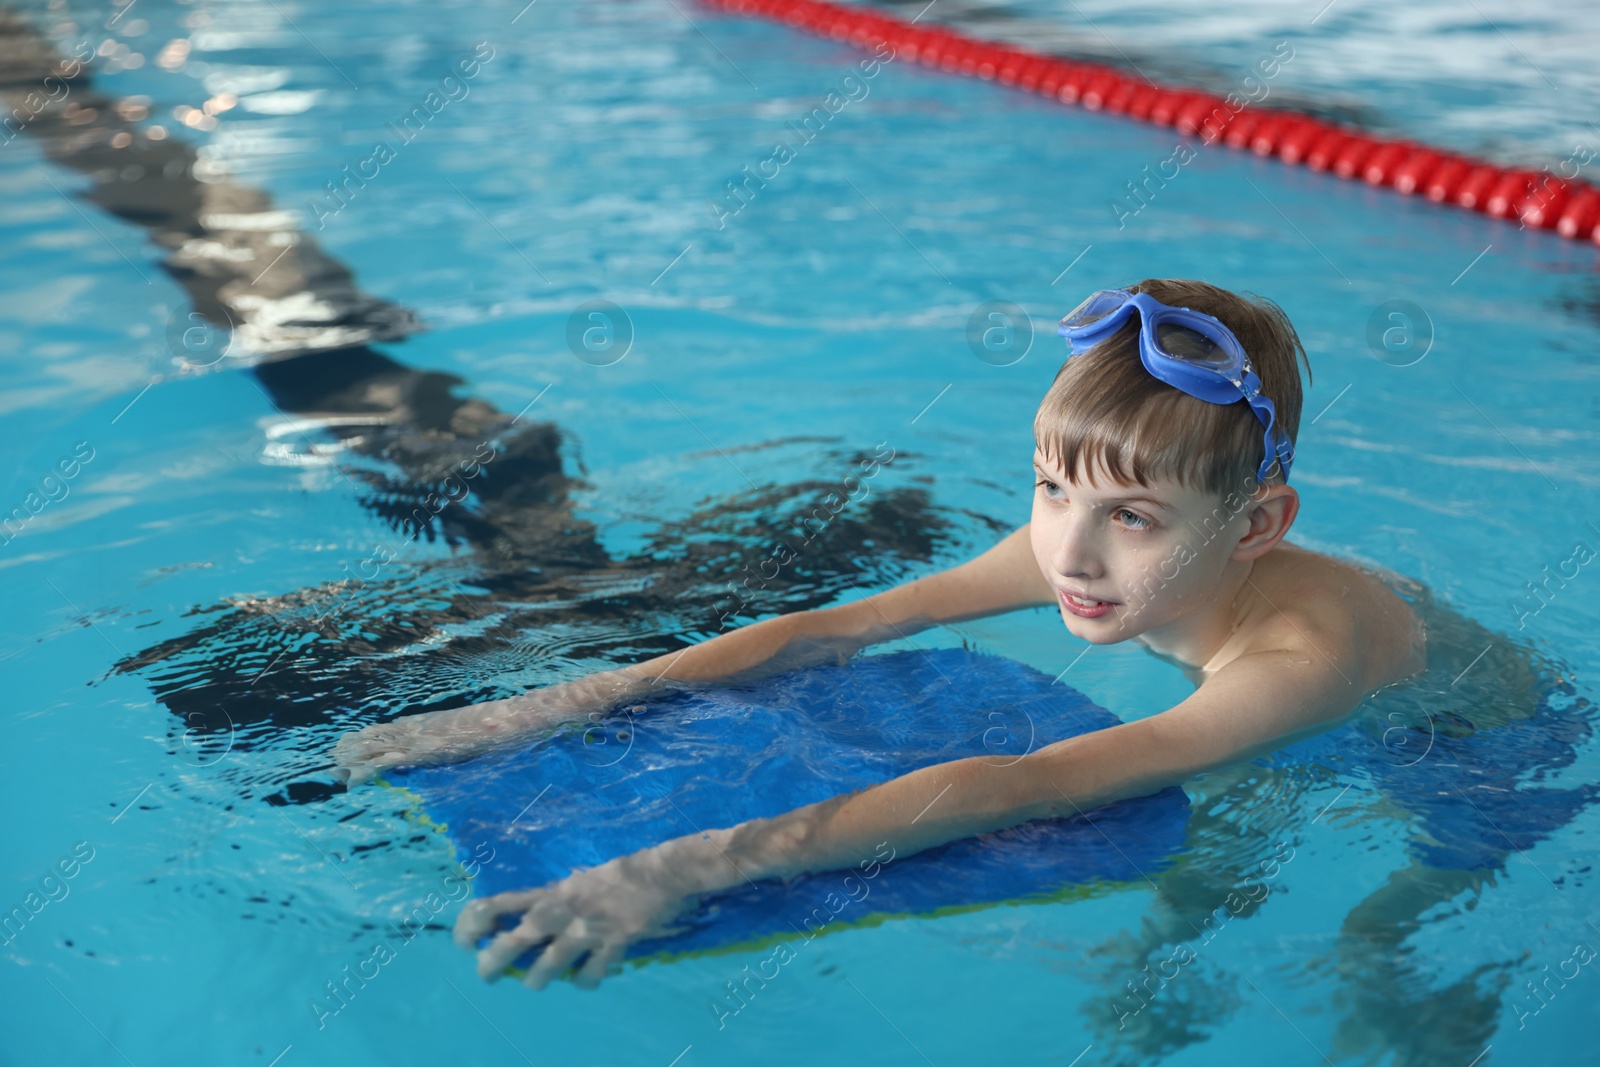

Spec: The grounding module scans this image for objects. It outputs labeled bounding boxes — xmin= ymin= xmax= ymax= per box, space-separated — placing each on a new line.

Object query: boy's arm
xmin=334 ymin=524 xmax=1054 ymax=782
xmin=458 ymin=647 xmax=1359 ymax=988
xmin=608 ymin=520 xmax=1056 ymax=692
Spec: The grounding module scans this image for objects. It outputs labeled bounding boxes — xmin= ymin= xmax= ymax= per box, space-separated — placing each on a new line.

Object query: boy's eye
xmin=1115 ymin=508 xmax=1152 ymax=530
xmin=1034 ymin=477 xmax=1064 ymax=500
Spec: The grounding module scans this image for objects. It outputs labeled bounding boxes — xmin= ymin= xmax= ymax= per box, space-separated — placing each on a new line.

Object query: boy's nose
xmin=1051 ymin=515 xmax=1104 ymax=581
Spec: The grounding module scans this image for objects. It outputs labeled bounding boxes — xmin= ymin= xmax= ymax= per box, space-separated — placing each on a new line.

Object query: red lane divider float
xmin=698 ymin=0 xmax=1600 ymax=246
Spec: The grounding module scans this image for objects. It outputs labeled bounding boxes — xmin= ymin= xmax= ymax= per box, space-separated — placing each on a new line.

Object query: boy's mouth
xmin=1058 ymin=588 xmax=1116 ymax=619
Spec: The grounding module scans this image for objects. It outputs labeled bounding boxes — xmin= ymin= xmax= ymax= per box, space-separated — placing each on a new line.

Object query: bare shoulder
xmin=1229 ymin=542 xmax=1425 ymax=693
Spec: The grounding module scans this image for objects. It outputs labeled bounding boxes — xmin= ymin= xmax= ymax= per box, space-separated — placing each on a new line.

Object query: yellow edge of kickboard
xmin=499 ymin=875 xmax=1137 ymax=979
xmin=380 ymin=772 xmax=1179 ymax=978
xmin=375 ymin=772 xmax=454 ymax=838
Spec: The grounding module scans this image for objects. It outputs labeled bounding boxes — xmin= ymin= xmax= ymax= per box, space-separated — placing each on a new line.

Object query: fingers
xmin=459 ymin=891 xmax=595 ymax=990
xmin=456 ymin=876 xmax=646 ymax=991
xmin=521 ymin=923 xmax=593 ymax=991
xmin=331 ymin=726 xmax=390 ymax=758
xmin=453 ymin=890 xmax=540 ymax=950
xmin=572 ymin=940 xmax=626 ymax=991
xmin=341 ymin=761 xmax=396 ymax=789
xmin=473 ymin=897 xmax=569 ymax=980
xmin=331 ymin=724 xmax=425 ymax=788
xmin=476 ymin=919 xmax=553 ymax=983
xmin=337 ymin=717 xmax=437 ymax=754
xmin=331 ymin=751 xmax=400 ymax=789
xmin=331 ymin=734 xmax=389 ymax=772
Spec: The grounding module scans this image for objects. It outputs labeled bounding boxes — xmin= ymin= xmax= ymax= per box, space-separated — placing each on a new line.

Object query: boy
xmin=333 ymin=278 xmax=1426 ymax=990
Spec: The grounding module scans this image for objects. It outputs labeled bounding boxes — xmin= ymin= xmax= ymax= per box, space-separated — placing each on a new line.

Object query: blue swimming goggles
xmin=1057 ymin=288 xmax=1295 ymax=484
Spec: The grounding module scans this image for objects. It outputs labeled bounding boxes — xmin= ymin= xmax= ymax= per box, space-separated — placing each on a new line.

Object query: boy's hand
xmin=454 ymin=850 xmax=695 ymax=990
xmin=332 ymin=697 xmax=562 ymax=786
xmin=333 ymin=671 xmax=650 ymax=786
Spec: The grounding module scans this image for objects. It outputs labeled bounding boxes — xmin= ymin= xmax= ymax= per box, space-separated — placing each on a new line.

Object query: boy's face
xmin=1029 ymin=448 xmax=1252 ymax=645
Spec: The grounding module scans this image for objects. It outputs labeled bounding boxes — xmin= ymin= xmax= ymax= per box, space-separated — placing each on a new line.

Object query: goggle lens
xmin=1061 ymin=289 xmax=1128 ymax=328
xmin=1154 ymin=321 xmax=1232 ymax=369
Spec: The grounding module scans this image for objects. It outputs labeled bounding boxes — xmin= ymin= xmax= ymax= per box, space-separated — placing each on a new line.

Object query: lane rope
xmin=698 ymin=0 xmax=1600 ymax=246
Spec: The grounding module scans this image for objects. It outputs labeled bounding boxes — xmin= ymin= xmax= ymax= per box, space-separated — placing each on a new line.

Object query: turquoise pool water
xmin=2 ymin=1 xmax=1598 ymax=1064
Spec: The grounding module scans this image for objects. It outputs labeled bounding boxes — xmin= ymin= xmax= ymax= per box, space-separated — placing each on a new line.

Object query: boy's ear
xmin=1230 ymin=485 xmax=1298 ymax=562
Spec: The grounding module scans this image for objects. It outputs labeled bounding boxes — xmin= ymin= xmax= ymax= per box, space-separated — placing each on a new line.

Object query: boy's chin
xmin=1058 ymin=608 xmax=1136 ymax=644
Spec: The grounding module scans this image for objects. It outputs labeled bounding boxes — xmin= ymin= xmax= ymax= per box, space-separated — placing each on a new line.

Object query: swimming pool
xmin=2 ymin=0 xmax=1598 ymax=1064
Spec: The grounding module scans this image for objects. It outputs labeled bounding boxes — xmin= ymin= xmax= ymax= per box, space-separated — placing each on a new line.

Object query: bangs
xmin=1033 ymin=327 xmax=1267 ymax=497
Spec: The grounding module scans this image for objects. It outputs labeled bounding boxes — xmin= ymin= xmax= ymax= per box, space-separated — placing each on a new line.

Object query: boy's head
xmin=1033 ymin=277 xmax=1310 ymax=497
xmin=1030 ymin=279 xmax=1311 ymax=648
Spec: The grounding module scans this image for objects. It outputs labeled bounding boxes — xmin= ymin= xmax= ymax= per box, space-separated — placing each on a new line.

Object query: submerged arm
xmin=458 ymin=648 xmax=1360 ymax=987
xmin=334 ymin=524 xmax=1052 ymax=782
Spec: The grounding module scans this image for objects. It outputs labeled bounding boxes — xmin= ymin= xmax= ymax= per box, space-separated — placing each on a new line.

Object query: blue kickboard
xmin=386 ymin=647 xmax=1193 ymax=966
